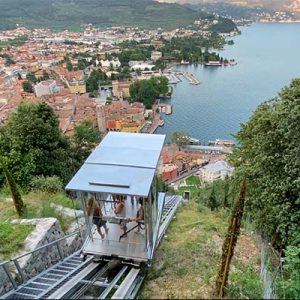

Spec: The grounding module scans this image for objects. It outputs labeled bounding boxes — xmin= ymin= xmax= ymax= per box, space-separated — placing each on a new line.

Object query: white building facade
xmin=34 ymin=80 xmax=59 ymax=97
xmin=200 ymin=160 xmax=233 ymax=182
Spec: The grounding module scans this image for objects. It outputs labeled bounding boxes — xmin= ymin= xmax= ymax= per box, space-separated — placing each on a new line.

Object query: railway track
xmin=0 ymin=195 xmax=182 ymax=300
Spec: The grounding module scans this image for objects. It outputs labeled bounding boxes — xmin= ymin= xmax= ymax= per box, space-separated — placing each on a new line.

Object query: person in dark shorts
xmin=135 ymin=197 xmax=144 ymax=234
xmin=87 ymin=198 xmax=108 ymax=239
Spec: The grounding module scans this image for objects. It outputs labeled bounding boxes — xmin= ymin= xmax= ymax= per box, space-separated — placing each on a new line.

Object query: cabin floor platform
xmin=82 ymin=199 xmax=147 ymax=261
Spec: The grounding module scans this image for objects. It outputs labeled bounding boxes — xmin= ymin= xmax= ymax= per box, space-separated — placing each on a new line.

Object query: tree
xmin=230 ymin=78 xmax=300 ymax=250
xmin=5 ymin=56 xmax=15 ymax=66
xmin=156 ymin=76 xmax=169 ymax=95
xmin=215 ymin=177 xmax=247 ymax=298
xmin=41 ymin=70 xmax=50 ymax=80
xmin=86 ymin=70 xmax=108 ymax=93
xmin=64 ymin=56 xmax=73 ymax=71
xmin=26 ymin=72 xmax=38 ymax=83
xmin=22 ymin=81 xmax=33 ymax=93
xmin=155 ymin=59 xmax=167 ymax=70
xmin=129 ymin=76 xmax=169 ymax=108
xmin=0 ymin=102 xmax=73 ymax=186
xmin=223 ymin=175 xmax=230 ymax=208
xmin=73 ymin=120 xmax=100 ymax=146
xmin=119 ymin=66 xmax=130 ymax=79
xmin=66 ymin=60 xmax=73 ymax=71
xmin=171 ymin=131 xmax=190 ymax=148
xmin=78 ymin=58 xmax=88 ymax=70
xmin=71 ymin=120 xmax=101 ymax=168
xmin=136 ymin=68 xmax=142 ymax=76
xmin=208 ymin=183 xmax=218 ymax=211
xmin=0 ymin=157 xmax=25 ymax=217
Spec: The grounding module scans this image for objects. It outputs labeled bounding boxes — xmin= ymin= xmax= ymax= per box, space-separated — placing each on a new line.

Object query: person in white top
xmin=114 ymin=195 xmax=127 ymax=237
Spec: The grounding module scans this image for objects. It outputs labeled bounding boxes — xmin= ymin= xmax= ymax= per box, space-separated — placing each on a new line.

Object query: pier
xmin=140 ymin=104 xmax=171 ymax=134
xmin=158 ymin=103 xmax=172 ymax=115
xmin=163 ymin=72 xmax=181 ymax=84
xmin=182 ymin=72 xmax=200 ymax=85
xmin=147 ymin=117 xmax=164 ymax=134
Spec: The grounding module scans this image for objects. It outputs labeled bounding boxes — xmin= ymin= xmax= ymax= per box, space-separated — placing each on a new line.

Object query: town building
xmin=183 ymin=145 xmax=224 ymax=154
xmin=34 ymin=80 xmax=59 ymax=97
xmin=130 ymin=62 xmax=155 ymax=71
xmin=64 ymin=71 xmax=86 ymax=94
xmin=150 ymin=51 xmax=162 ymax=62
xmin=112 ymin=80 xmax=132 ymax=99
xmin=160 ymin=163 xmax=178 ymax=181
xmin=200 ymin=160 xmax=233 ymax=182
xmin=100 ymin=59 xmax=121 ymax=69
xmin=96 ymin=100 xmax=145 ymax=134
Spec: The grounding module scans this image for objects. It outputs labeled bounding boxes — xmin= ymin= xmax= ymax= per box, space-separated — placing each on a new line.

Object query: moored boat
xmin=204 ymin=61 xmax=222 ymax=67
xmin=180 ymin=60 xmax=190 ymax=65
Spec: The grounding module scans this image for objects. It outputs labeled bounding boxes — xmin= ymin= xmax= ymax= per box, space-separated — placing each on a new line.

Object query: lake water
xmin=156 ymin=22 xmax=300 ymax=143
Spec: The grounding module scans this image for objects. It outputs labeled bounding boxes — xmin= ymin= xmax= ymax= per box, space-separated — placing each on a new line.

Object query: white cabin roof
xmin=66 ymin=132 xmax=165 ymax=197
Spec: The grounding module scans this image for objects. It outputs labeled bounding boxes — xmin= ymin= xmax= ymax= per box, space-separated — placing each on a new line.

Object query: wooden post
xmin=215 ymin=178 xmax=247 ymax=298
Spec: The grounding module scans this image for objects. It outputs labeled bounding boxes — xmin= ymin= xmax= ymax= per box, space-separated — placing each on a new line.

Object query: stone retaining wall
xmin=0 ymin=217 xmax=86 ymax=296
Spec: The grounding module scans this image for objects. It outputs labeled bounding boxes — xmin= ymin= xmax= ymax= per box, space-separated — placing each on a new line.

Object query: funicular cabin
xmin=66 ymin=132 xmax=166 ymax=266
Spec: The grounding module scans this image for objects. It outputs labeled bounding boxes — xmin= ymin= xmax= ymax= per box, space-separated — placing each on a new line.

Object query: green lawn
xmin=186 ymin=175 xmax=201 ymax=186
xmin=0 ymin=222 xmax=34 ymax=260
xmin=0 ymin=191 xmax=77 ymax=235
xmin=176 ymin=175 xmax=202 ymax=200
xmin=141 ymin=200 xmax=262 ymax=298
xmin=25 ymin=191 xmax=78 ymax=209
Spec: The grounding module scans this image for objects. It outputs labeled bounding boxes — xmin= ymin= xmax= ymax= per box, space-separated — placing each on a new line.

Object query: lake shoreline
xmin=156 ymin=23 xmax=300 ymax=144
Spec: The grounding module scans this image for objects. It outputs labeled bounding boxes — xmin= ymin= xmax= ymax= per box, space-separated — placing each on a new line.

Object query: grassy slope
xmin=0 ymin=222 xmax=34 ymax=260
xmin=0 ymin=191 xmax=77 ymax=259
xmin=141 ymin=200 xmax=263 ymax=298
xmin=0 ymin=0 xmax=200 ymax=31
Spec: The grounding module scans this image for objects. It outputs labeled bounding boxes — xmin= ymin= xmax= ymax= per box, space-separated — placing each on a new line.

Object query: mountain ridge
xmin=0 ymin=0 xmax=237 ymax=31
xmin=156 ymin=0 xmax=300 ymax=13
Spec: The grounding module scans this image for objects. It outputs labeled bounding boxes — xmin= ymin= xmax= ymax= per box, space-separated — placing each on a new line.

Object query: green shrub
xmin=277 ymin=246 xmax=300 ymax=299
xmin=29 ymin=176 xmax=63 ymax=193
xmin=226 ymin=267 xmax=263 ymax=299
xmin=0 ymin=185 xmax=11 ymax=197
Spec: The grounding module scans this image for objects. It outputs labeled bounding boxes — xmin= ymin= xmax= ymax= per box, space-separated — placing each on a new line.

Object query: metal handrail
xmin=0 ymin=230 xmax=83 ymax=266
xmin=0 ymin=230 xmax=84 ymax=291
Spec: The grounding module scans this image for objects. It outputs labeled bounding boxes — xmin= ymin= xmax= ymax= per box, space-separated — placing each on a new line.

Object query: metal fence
xmin=0 ymin=231 xmax=83 ymax=296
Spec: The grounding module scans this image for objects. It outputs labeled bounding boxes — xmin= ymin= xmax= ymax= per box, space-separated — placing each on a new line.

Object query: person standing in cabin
xmin=135 ymin=197 xmax=144 ymax=234
xmin=86 ymin=198 xmax=108 ymax=239
xmin=114 ymin=195 xmax=128 ymax=237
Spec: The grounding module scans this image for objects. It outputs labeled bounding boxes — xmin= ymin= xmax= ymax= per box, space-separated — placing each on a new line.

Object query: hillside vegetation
xmin=158 ymin=0 xmax=300 ymax=14
xmin=0 ymin=189 xmax=76 ymax=259
xmin=0 ymin=0 xmax=208 ymax=31
xmin=186 ymin=2 xmax=271 ymax=19
xmin=142 ymin=200 xmax=262 ymax=298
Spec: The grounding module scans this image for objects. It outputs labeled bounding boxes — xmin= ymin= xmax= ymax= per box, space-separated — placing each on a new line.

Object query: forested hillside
xmin=229 ymin=79 xmax=300 ymax=298
xmin=186 ymin=2 xmax=271 ymax=19
xmin=158 ymin=0 xmax=300 ymax=14
xmin=0 ymin=0 xmax=236 ymax=31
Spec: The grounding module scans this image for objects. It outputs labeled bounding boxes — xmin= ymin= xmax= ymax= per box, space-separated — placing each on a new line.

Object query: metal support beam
xmin=2 ymin=263 xmax=17 ymax=290
xmin=13 ymin=259 xmax=26 ymax=284
xmin=99 ymin=266 xmax=128 ymax=299
xmin=111 ymin=268 xmax=140 ymax=299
